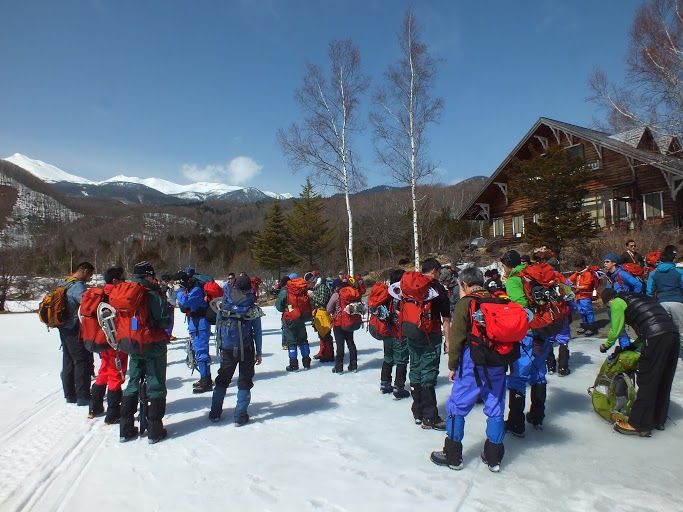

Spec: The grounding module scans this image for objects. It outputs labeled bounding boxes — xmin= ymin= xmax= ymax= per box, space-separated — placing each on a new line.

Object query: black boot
xmin=302 ymin=356 xmax=311 ymax=369
xmin=104 ymin=389 xmax=123 ymax=424
xmin=546 ymin=348 xmax=557 ymax=375
xmin=481 ymin=440 xmax=505 ymax=472
xmin=193 ymin=376 xmax=213 ymax=394
xmin=527 ymin=383 xmax=546 ymax=428
xmin=381 ymin=361 xmax=393 ymax=384
xmin=576 ymin=322 xmax=587 ymax=334
xmin=392 ymin=364 xmax=410 ymax=399
xmin=380 ymin=381 xmax=393 ymax=394
xmin=558 ymin=345 xmax=571 ymax=375
xmin=505 ymin=390 xmax=526 ymax=437
xmin=88 ymin=383 xmax=106 ymax=419
xmin=410 ymin=384 xmax=423 ymax=424
xmin=286 ymin=358 xmax=299 ymax=372
xmin=147 ymin=398 xmax=168 ymax=444
xmin=119 ymin=394 xmax=139 ymax=442
xmin=430 ymin=437 xmax=463 ymax=470
xmin=420 ymin=386 xmax=445 ymax=430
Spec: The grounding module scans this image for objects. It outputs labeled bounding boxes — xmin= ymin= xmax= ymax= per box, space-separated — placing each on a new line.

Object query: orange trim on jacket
xmin=568 ymin=268 xmax=599 ymax=300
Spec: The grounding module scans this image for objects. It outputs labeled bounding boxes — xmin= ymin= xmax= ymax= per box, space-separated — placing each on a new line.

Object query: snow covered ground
xmin=0 ymin=306 xmax=682 ymax=512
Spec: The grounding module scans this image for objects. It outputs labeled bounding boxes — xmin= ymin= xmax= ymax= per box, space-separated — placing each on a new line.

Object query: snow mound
xmin=3 ymin=153 xmax=94 ymax=184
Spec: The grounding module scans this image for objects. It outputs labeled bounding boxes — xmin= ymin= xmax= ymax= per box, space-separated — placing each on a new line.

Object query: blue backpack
xmin=217 ymin=286 xmax=263 ymax=358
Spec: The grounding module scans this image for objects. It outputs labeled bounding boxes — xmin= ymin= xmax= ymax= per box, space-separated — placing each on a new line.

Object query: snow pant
xmin=546 ymin=317 xmax=571 ymax=371
xmin=575 ymin=298 xmax=596 ymax=327
xmin=59 ymin=328 xmax=94 ymax=402
xmin=189 ymin=315 xmax=211 ymax=379
xmin=317 ymin=332 xmax=335 ymax=360
xmin=506 ymin=333 xmax=550 ymax=430
xmin=660 ymin=301 xmax=683 ymax=349
xmin=333 ymin=327 xmax=357 ymax=371
xmin=407 ymin=333 xmax=442 ymax=423
xmin=283 ymin=319 xmax=309 ymax=362
xmin=211 ymin=346 xmax=256 ymax=420
xmin=628 ymin=332 xmax=680 ymax=431
xmin=94 ymin=349 xmax=128 ymax=391
xmin=123 ymin=342 xmax=168 ymax=400
xmin=446 ymin=348 xmax=506 ymax=444
xmin=381 ymin=337 xmax=409 ymax=387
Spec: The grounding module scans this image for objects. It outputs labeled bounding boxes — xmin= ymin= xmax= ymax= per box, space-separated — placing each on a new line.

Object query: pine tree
xmin=509 ymin=145 xmax=600 ymax=255
xmin=284 ymin=178 xmax=334 ymax=269
xmin=249 ymin=202 xmax=297 ymax=276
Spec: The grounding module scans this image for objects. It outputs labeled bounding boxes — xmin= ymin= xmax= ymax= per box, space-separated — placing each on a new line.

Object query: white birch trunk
xmin=408 ymin=17 xmax=419 ymax=270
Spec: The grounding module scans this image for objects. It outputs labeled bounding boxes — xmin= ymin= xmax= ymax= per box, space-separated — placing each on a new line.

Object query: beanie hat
xmin=288 ymin=272 xmax=299 ymax=279
xmin=500 ymin=250 xmax=521 ymax=268
xmin=235 ymin=275 xmax=252 ymax=291
xmin=134 ymin=260 xmax=155 ymax=277
xmin=304 ymin=271 xmax=318 ymax=282
xmin=185 ymin=266 xmax=195 ymax=277
xmin=603 ymin=252 xmax=619 ymax=263
xmin=331 ymin=278 xmax=344 ymax=290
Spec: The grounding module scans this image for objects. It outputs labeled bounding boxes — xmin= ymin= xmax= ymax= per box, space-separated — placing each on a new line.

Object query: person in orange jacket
xmin=568 ymin=259 xmax=600 ymax=337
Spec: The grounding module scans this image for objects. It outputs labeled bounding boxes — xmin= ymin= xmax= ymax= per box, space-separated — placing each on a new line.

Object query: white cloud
xmin=181 ymin=156 xmax=263 ymax=185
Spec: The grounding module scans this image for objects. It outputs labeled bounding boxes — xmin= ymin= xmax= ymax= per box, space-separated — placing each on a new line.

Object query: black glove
xmin=599 ymin=344 xmax=607 ymax=353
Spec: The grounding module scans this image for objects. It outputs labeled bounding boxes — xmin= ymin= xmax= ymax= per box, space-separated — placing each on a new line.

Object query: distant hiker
xmin=327 ymin=278 xmax=364 ymax=373
xmin=403 ymin=258 xmax=451 ymax=430
xmin=620 ymin=239 xmax=646 ymax=268
xmin=226 ymin=272 xmax=236 ymax=288
xmin=568 ymin=259 xmax=600 ymax=337
xmin=275 ymin=273 xmax=313 ymax=371
xmin=115 ymin=261 xmax=172 ymax=443
xmin=600 ymin=288 xmax=679 ymax=436
xmin=604 ymin=252 xmax=642 ymax=348
xmin=209 ymin=274 xmax=263 ymax=426
xmin=484 ymin=268 xmax=503 ymax=293
xmin=646 ymin=245 xmax=683 ymax=349
xmin=308 ymin=272 xmax=335 ymax=363
xmin=57 ymin=261 xmax=95 ymax=406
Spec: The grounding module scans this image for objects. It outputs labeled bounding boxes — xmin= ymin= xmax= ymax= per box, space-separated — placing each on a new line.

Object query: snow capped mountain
xmin=2 ymin=153 xmax=290 ymax=203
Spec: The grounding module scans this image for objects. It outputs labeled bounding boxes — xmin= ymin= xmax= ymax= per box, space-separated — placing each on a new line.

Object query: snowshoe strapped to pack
xmin=521 ymin=263 xmax=571 ymax=337
xmin=399 ymin=271 xmax=438 ymax=342
xmin=283 ymin=277 xmax=312 ymax=322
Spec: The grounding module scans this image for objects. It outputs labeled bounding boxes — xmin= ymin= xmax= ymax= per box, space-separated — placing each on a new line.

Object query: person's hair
xmin=533 ymin=250 xmax=551 ymax=262
xmin=76 ymin=261 xmax=95 ymax=272
xmin=458 ymin=265 xmax=484 ymax=287
xmin=520 ymin=254 xmax=531 ymax=264
xmin=626 ymin=239 xmax=636 ymax=246
xmin=601 ymin=287 xmax=618 ymax=305
xmin=227 ymin=273 xmax=236 ymax=279
xmin=500 ymin=250 xmax=521 ymax=268
xmin=389 ymin=268 xmax=404 ymax=285
xmin=421 ymin=257 xmax=442 ymax=274
xmin=279 ymin=276 xmax=290 ymax=288
xmin=104 ymin=267 xmax=124 ymax=284
xmin=574 ymin=258 xmax=586 ymax=269
xmin=661 ymin=245 xmax=677 ymax=262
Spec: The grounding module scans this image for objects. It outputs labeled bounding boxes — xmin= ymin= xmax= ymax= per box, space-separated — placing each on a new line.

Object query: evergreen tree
xmin=249 ymin=202 xmax=297 ymax=276
xmin=285 ymin=178 xmax=334 ymax=269
xmin=509 ymin=145 xmax=599 ymax=255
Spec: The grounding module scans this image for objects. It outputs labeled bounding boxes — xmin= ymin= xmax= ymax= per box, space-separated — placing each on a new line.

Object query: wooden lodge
xmin=458 ymin=117 xmax=683 ymax=239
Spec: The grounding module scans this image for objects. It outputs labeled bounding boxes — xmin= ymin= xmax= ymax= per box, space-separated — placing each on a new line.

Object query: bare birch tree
xmin=588 ymin=0 xmax=683 ymax=136
xmin=371 ymin=10 xmax=443 ymax=269
xmin=278 ymin=39 xmax=368 ymax=276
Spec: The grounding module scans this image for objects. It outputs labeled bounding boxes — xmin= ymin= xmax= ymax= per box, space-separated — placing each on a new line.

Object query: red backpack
xmin=338 ymin=285 xmax=363 ymax=332
xmin=399 ymin=271 xmax=437 ymax=341
xmin=520 ymin=263 xmax=570 ymax=337
xmin=621 ymin=262 xmax=644 ymax=278
xmin=108 ymin=282 xmax=168 ymax=352
xmin=367 ymin=283 xmax=393 ymax=340
xmin=283 ymin=277 xmax=312 ymax=322
xmin=466 ymin=293 xmax=528 ymax=367
xmin=645 ymin=251 xmax=661 ymax=270
xmin=203 ymin=281 xmax=223 ymax=301
xmin=78 ymin=287 xmax=109 ymax=352
xmin=251 ymin=276 xmax=263 ymax=298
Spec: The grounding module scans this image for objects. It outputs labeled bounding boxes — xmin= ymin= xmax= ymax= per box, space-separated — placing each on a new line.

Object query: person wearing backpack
xmin=619 ymin=239 xmax=646 ymax=268
xmin=431 ymin=266 xmax=527 ymax=472
xmin=275 ymin=273 xmax=313 ymax=371
xmin=177 ymin=273 xmax=213 ymax=393
xmin=209 ymin=274 xmax=263 ymax=426
xmin=56 ymin=261 xmax=95 ymax=406
xmin=326 ymin=278 xmax=363 ymax=373
xmin=402 ymin=258 xmax=451 ymax=430
xmin=604 ymin=252 xmax=642 ymax=348
xmin=646 ymin=245 xmax=683 ymax=350
xmin=568 ymin=259 xmax=600 ymax=337
xmin=600 ymin=288 xmax=679 ymax=436
xmin=117 ymin=261 xmax=172 ymax=443
xmin=308 ymin=272 xmax=335 ymax=363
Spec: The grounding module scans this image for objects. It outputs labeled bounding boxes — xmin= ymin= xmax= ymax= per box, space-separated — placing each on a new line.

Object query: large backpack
xmin=399 ymin=271 xmax=438 ymax=341
xmin=38 ymin=280 xmax=76 ymax=329
xmin=283 ymin=277 xmax=312 ymax=322
xmin=202 ymin=280 xmax=223 ymax=325
xmin=621 ymin=262 xmax=644 ymax=278
xmin=108 ymin=282 xmax=169 ymax=353
xmin=589 ymin=349 xmax=640 ymax=423
xmin=337 ymin=285 xmax=364 ymax=332
xmin=466 ymin=294 xmax=528 ymax=367
xmin=217 ymin=287 xmax=264 ymax=358
xmin=78 ymin=287 xmax=109 ymax=352
xmin=367 ymin=282 xmax=393 ymax=340
xmin=520 ymin=263 xmax=571 ymax=337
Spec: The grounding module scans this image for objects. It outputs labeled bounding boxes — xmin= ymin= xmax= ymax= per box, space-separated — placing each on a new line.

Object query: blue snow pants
xmin=446 ymin=348 xmax=506 ymax=444
xmin=575 ymin=298 xmax=595 ymax=326
xmin=189 ymin=315 xmax=212 ymax=378
xmin=506 ymin=332 xmax=550 ymax=394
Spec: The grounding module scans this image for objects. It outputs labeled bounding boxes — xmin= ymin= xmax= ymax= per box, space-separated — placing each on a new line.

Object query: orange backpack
xmin=367 ymin=283 xmax=392 ymax=340
xmin=108 ymin=282 xmax=168 ymax=353
xmin=38 ymin=281 xmax=75 ymax=328
xmin=621 ymin=262 xmax=645 ymax=278
xmin=399 ymin=271 xmax=437 ymax=341
xmin=79 ymin=287 xmax=109 ymax=352
xmin=283 ymin=277 xmax=312 ymax=322
xmin=337 ymin=285 xmax=363 ymax=332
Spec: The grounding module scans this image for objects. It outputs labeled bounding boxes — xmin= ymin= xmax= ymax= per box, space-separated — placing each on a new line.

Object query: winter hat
xmin=134 ymin=260 xmax=155 ymax=277
xmin=235 ymin=274 xmax=252 ymax=291
xmin=331 ymin=278 xmax=344 ymax=290
xmin=185 ymin=266 xmax=195 ymax=277
xmin=304 ymin=271 xmax=318 ymax=282
xmin=500 ymin=250 xmax=521 ymax=268
xmin=288 ymin=272 xmax=299 ymax=279
xmin=603 ymin=252 xmax=619 ymax=263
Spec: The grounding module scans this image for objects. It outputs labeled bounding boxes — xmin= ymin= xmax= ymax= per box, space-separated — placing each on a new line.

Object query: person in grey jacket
xmin=58 ymin=261 xmax=95 ymax=405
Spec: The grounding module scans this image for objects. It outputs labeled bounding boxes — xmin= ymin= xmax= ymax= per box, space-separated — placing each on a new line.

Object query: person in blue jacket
xmin=604 ymin=252 xmax=642 ymax=348
xmin=647 ymin=245 xmax=683 ymax=350
xmin=177 ymin=272 xmax=213 ymax=393
xmin=209 ymin=274 xmax=263 ymax=426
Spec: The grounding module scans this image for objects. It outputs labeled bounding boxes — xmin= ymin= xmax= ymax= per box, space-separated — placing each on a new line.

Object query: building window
xmin=643 ymin=191 xmax=664 ymax=220
xmin=582 ymin=194 xmax=606 ymax=227
xmin=492 ymin=217 xmax=504 ymax=237
xmin=609 ymin=198 xmax=632 ymax=223
xmin=532 ymin=213 xmax=539 ymax=224
xmin=512 ymin=215 xmax=524 ymax=237
xmin=567 ymin=143 xmax=585 ymax=161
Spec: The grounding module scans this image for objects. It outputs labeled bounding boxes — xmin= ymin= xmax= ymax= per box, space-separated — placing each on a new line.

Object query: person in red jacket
xmin=568 ymin=259 xmax=600 ymax=337
xmin=89 ymin=267 xmax=129 ymax=423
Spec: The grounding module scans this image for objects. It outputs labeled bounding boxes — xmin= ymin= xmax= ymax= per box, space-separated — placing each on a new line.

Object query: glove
xmin=599 ymin=344 xmax=607 ymax=353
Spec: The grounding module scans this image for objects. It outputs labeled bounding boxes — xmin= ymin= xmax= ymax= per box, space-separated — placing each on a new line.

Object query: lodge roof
xmin=456 ymin=117 xmax=683 ymax=220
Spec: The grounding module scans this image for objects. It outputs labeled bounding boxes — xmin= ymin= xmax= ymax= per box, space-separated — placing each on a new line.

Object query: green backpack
xmin=588 ymin=349 xmax=640 ymax=423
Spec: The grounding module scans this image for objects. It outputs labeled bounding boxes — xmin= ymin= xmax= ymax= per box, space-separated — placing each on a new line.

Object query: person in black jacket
xmin=600 ymin=288 xmax=679 ymax=436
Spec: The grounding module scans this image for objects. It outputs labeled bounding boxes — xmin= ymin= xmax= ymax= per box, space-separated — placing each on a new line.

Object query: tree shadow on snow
xmin=356 ymin=347 xmax=382 ymax=356
xmin=254 ymin=369 xmax=287 ymax=381
xmin=667 ymin=400 xmax=683 ymax=423
xmin=355 ymin=356 xmax=383 ymax=372
xmin=247 ymin=392 xmax=339 ymax=423
xmin=547 ymin=387 xmax=593 ymax=415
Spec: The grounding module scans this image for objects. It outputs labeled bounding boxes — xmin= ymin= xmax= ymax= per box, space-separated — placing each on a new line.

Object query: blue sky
xmin=0 ymin=0 xmax=642 ymax=195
